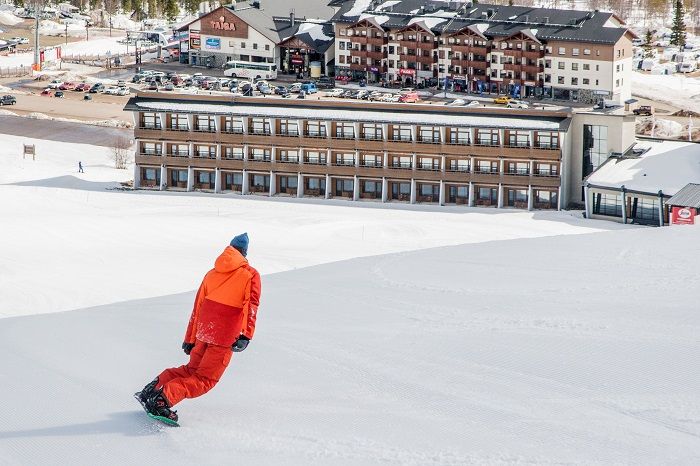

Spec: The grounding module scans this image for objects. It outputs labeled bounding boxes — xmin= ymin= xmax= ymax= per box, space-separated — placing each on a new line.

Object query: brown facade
xmin=199 ymin=6 xmax=249 ymax=38
xmin=130 ymin=94 xmax=565 ymax=210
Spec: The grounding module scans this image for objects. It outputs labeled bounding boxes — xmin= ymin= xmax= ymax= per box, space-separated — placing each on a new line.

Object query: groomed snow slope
xmin=0 ymin=134 xmax=620 ymax=318
xmin=0 ymin=226 xmax=699 ymax=465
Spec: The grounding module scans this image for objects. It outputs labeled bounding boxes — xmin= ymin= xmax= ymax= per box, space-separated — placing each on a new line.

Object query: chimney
xmin=544 ymin=16 xmax=549 ymax=24
xmin=290 ymin=9 xmax=295 ymax=28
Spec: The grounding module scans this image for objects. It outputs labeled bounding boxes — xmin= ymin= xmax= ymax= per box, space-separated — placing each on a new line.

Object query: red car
xmin=40 ymin=88 xmax=53 ymax=96
xmin=59 ymin=81 xmax=76 ymax=90
xmin=74 ymin=83 xmax=91 ymax=92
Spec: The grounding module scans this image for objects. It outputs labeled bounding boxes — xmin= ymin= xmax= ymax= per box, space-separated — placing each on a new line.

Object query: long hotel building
xmin=126 ymin=92 xmax=578 ymax=210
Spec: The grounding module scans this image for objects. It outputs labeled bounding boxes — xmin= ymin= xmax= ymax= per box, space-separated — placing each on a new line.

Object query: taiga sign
xmin=200 ymin=7 xmax=248 ymax=38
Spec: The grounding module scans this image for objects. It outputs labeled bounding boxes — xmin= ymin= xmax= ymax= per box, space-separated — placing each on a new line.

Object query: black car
xmin=316 ymin=76 xmax=335 ymax=89
xmin=55 ymin=90 xmax=64 ymax=98
xmin=89 ymin=83 xmax=104 ymax=93
xmin=0 ymin=94 xmax=17 ymax=105
xmin=274 ymin=86 xmax=289 ymax=96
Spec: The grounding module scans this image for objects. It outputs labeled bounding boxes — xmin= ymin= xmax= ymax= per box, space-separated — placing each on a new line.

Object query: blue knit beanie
xmin=230 ymin=232 xmax=249 ymax=257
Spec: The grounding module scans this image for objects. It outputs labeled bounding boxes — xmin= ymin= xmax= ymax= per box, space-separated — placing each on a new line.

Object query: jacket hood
xmin=214 ymin=246 xmax=248 ymax=273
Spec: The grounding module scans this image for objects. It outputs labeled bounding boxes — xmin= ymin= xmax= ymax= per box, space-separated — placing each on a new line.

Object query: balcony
xmin=360 ymin=161 xmax=383 ymax=168
xmin=523 ymin=50 xmax=543 ymax=60
xmin=523 ymin=64 xmax=544 ymax=74
xmin=349 ymin=48 xmax=366 ymax=58
xmin=167 ymin=125 xmax=189 ymax=132
xmin=139 ymin=124 xmax=161 ymax=130
xmin=390 ymin=162 xmax=413 ymax=170
xmin=367 ymin=51 xmax=383 ymax=61
xmin=349 ymin=63 xmax=366 ymax=71
xmin=221 ymin=126 xmax=244 ymax=134
xmin=193 ymin=126 xmax=216 ymax=133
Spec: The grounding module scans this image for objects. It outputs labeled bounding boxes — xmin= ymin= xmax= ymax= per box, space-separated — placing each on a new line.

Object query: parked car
xmin=54 ymin=90 xmax=64 ymax=98
xmin=679 ymin=62 xmax=696 ymax=73
xmin=47 ymin=79 xmax=63 ymax=89
xmin=255 ymin=80 xmax=270 ymax=90
xmin=400 ymin=87 xmax=415 ymax=92
xmin=58 ymin=82 xmax=76 ymax=90
xmin=345 ymin=90 xmax=361 ymax=99
xmin=116 ymin=86 xmax=131 ymax=96
xmin=147 ymin=81 xmax=159 ymax=91
xmin=163 ymin=83 xmax=174 ymax=91
xmin=103 ymin=86 xmax=120 ymax=95
xmin=355 ymin=90 xmax=370 ymax=100
xmin=40 ymin=88 xmax=53 ymax=96
xmin=325 ymin=88 xmax=344 ymax=98
xmin=316 ymin=76 xmax=335 ymax=89
xmin=398 ymin=91 xmax=419 ymax=103
xmin=300 ymin=82 xmax=318 ymax=94
xmin=274 ymin=85 xmax=289 ymax=96
xmin=0 ymin=95 xmax=17 ymax=105
xmin=633 ymin=105 xmax=654 ymax=116
xmin=466 ymin=100 xmax=481 ymax=107
xmin=368 ymin=91 xmax=384 ymax=101
xmin=447 ymin=98 xmax=467 ymax=106
xmin=74 ymin=82 xmax=91 ymax=92
xmin=507 ymin=100 xmax=529 ymax=108
xmin=493 ymin=95 xmax=513 ymax=104
xmin=289 ymin=82 xmax=303 ymax=93
xmin=89 ymin=83 xmax=104 ymax=93
xmin=11 ymin=37 xmax=29 ymax=44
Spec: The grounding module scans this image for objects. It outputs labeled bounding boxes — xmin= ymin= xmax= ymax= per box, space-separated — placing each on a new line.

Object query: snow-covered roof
xmin=129 ymin=99 xmax=567 ymax=131
xmin=587 ymin=140 xmax=700 ymax=195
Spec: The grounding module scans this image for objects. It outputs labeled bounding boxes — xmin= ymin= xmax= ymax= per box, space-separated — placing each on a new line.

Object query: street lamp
xmin=85 ymin=20 xmax=91 ymax=41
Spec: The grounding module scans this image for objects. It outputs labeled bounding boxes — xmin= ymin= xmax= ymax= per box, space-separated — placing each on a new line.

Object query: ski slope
xmin=0 ymin=226 xmax=699 ymax=465
xmin=1 ymin=133 xmax=699 ymax=464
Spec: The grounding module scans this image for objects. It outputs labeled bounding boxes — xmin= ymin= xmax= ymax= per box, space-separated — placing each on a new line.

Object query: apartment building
xmin=332 ymin=0 xmax=633 ymax=103
xmin=126 ymin=92 xmax=574 ymax=210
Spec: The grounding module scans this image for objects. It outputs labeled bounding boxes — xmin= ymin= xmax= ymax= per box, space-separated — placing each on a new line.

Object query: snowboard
xmin=134 ymin=392 xmax=180 ymax=427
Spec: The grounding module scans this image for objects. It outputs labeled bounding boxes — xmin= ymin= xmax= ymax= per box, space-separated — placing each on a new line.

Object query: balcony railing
xmin=168 ymin=125 xmax=189 ymax=131
xmin=447 ymin=165 xmax=471 ymax=172
xmin=534 ymin=170 xmax=559 ymax=177
xmin=305 ymin=132 xmax=327 ymax=138
xmin=249 ymin=129 xmax=271 ymax=135
xmin=194 ymin=125 xmax=216 ymax=133
xmin=505 ymin=169 xmax=530 ymax=176
xmin=360 ymin=161 xmax=383 ymax=168
xmin=139 ymin=151 xmax=162 ymax=156
xmin=475 ymin=168 xmax=498 ymax=174
xmin=168 ymin=151 xmax=190 ymax=157
xmin=390 ymin=162 xmax=413 ymax=169
xmin=333 ymin=160 xmax=356 ymax=166
xmin=474 ymin=140 xmax=501 ymax=147
xmin=361 ymin=134 xmax=384 ymax=141
xmin=505 ymin=142 xmax=531 ymax=148
xmin=279 ymin=131 xmax=300 ymax=137
xmin=278 ymin=158 xmax=300 ymax=164
xmin=139 ymin=124 xmax=162 ymax=130
xmin=390 ymin=136 xmax=412 ymax=143
xmin=333 ymin=133 xmax=356 ymax=140
xmin=534 ymin=143 xmax=560 ymax=150
xmin=417 ymin=137 xmax=441 ymax=144
xmin=222 ymin=126 xmax=244 ymax=134
xmin=448 ymin=138 xmax=471 ymax=145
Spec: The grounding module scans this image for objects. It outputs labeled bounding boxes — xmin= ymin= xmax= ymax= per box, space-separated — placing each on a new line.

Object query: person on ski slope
xmin=138 ymin=233 xmax=261 ymax=422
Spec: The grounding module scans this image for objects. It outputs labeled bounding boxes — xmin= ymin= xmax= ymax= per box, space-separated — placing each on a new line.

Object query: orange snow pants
xmin=157 ymin=340 xmax=233 ymax=406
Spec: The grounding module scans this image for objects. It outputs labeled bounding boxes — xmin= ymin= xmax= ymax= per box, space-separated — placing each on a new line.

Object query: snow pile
xmin=24 ymin=112 xmax=133 ymax=128
xmin=343 ymin=0 xmax=372 ymax=17
xmin=635 ymin=117 xmax=684 ymax=139
xmin=110 ymin=13 xmax=137 ymax=30
xmin=587 ymin=139 xmax=700 ymax=194
xmin=407 ymin=16 xmax=447 ymax=30
xmin=632 ymin=71 xmax=700 ymax=113
xmin=358 ymin=13 xmax=390 ymax=25
xmin=0 ymin=10 xmax=22 ymax=26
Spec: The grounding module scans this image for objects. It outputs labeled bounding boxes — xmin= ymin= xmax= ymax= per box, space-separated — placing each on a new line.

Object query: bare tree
xmin=111 ymin=136 xmax=132 ymax=169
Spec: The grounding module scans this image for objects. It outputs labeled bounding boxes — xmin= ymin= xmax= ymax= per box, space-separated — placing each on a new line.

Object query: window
xmin=419 ymin=184 xmax=439 ymax=197
xmin=304 ymin=150 xmax=327 ymax=165
xmin=362 ymin=180 xmax=381 ymax=194
xmin=418 ymin=157 xmax=440 ymax=170
xmin=571 ymin=77 xmax=578 ymax=85
xmin=476 ymin=160 xmax=498 ymax=173
xmin=557 ymin=76 xmax=565 ymax=84
xmin=223 ymin=172 xmax=243 ymax=190
xmin=572 ymin=48 xmax=579 ymax=56
xmin=507 ymin=131 xmax=530 ymax=147
xmin=265 ymin=44 xmax=270 ymax=51
xmin=448 ymin=159 xmax=470 ymax=172
xmin=361 ymin=154 xmax=382 ymax=167
xmin=583 ymin=78 xmax=590 ymax=85
xmin=223 ymin=146 xmax=244 ymax=160
xmin=141 ymin=112 xmax=160 ymax=129
xmin=391 ymin=182 xmax=411 ymax=199
xmin=616 ymin=64 xmax=620 ymax=72
xmin=142 ymin=167 xmax=159 ymax=181
xmin=616 ymin=79 xmax=620 ymax=87
xmin=477 ymin=187 xmax=498 ymax=203
xmin=583 ymin=63 xmax=590 ymax=71
xmin=194 ymin=115 xmax=215 ymax=132
xmin=340 ymin=29 xmax=346 ymax=36
xmin=335 ymin=152 xmax=356 ymax=166
xmin=596 ymin=64 xmax=599 ymax=71
xmin=535 ymin=163 xmax=558 ymax=176
xmin=335 ymin=122 xmax=355 ymax=138
xmin=592 ymin=193 xmax=622 ymax=217
xmin=571 ymin=63 xmax=578 ymax=71
xmin=306 ymin=121 xmax=326 ymax=137
xmin=222 ymin=117 xmax=244 ymax=133
xmin=449 ymin=127 xmax=470 ymax=144
xmin=278 ymin=149 xmax=299 ymax=163
xmin=596 ymin=79 xmax=599 ymax=86
xmin=536 ymin=132 xmax=559 ymax=149
xmin=391 ymin=125 xmax=412 ymax=141
xmin=249 ymin=148 xmax=271 ymax=161
xmin=169 ymin=143 xmax=189 ymax=157
xmin=630 ymin=197 xmax=660 ymax=224
xmin=506 ymin=161 xmax=529 ymax=175
xmin=169 ymin=113 xmax=188 ymax=130
xmin=253 ymin=43 xmax=258 ymax=50
xmin=250 ymin=118 xmax=270 ymax=135
xmin=475 ymin=129 xmax=499 ymax=146
xmin=195 ymin=145 xmax=216 ymax=158
xmin=545 ymin=59 xmax=551 ymax=69
xmin=361 ymin=123 xmax=383 ymax=140
xmin=557 ymin=62 xmax=565 ymax=70
xmin=196 ymin=171 xmax=212 ymax=185
xmin=583 ymin=48 xmax=590 ymax=55
xmin=140 ymin=142 xmax=161 ymax=155
xmin=596 ymin=50 xmax=600 ymax=56
xmin=558 ymin=47 xmax=565 ymax=55
xmin=251 ymin=174 xmax=270 ymax=190
xmin=391 ymin=155 xmax=412 ymax=168
xmin=507 ymin=189 xmax=528 ymax=207
xmin=334 ymin=179 xmax=354 ymax=195
xmin=339 ymin=41 xmax=345 ymax=50
xmin=279 ymin=119 xmax=299 ymax=136
xmin=419 ymin=126 xmax=440 ymax=143
xmin=535 ymin=190 xmax=558 ymax=209
xmin=241 ymin=42 xmax=246 ymax=48
xmin=583 ymin=125 xmax=608 ymax=177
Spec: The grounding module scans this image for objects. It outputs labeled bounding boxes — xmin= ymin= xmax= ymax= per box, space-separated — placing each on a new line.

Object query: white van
xmin=679 ymin=62 xmax=697 ymax=73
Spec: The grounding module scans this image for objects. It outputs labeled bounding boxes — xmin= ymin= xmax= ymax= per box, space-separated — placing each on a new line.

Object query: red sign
xmin=291 ymin=54 xmax=304 ymax=64
xmin=210 ymin=15 xmax=236 ymax=31
xmin=671 ymin=206 xmax=697 ymax=225
xmin=398 ymin=68 xmax=415 ymax=76
xmin=190 ymin=31 xmax=201 ymax=50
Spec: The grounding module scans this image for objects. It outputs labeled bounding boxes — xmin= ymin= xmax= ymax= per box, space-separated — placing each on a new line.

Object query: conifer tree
xmin=643 ymin=30 xmax=654 ymax=58
xmin=670 ymin=0 xmax=687 ymax=50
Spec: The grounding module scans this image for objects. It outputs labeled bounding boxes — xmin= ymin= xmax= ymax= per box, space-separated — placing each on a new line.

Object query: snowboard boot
xmin=137 ymin=377 xmax=159 ymax=404
xmin=145 ymin=388 xmax=178 ymax=423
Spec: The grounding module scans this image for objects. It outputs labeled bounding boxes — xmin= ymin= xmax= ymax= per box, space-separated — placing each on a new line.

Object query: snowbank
xmin=636 ymin=117 xmax=684 ymax=138
xmin=632 ymin=71 xmax=700 ymax=113
xmin=0 ymin=10 xmax=22 ymax=26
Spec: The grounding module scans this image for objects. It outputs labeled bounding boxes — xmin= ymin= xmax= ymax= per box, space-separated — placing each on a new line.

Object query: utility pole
xmin=85 ymin=20 xmax=90 ymax=42
xmin=65 ymin=22 xmax=68 ymax=46
xmin=33 ymin=5 xmax=40 ymax=71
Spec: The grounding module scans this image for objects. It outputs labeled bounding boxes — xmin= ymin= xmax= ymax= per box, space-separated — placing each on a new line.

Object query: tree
xmin=103 ymin=0 xmax=119 ymax=35
xmin=670 ymin=0 xmax=687 ymax=50
xmin=643 ymin=30 xmax=655 ymax=58
xmin=163 ymin=0 xmax=178 ymax=21
xmin=111 ymin=136 xmax=132 ymax=169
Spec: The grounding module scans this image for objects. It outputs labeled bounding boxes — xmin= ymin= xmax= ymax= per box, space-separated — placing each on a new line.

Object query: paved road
xmin=0 ymin=115 xmax=132 ymax=147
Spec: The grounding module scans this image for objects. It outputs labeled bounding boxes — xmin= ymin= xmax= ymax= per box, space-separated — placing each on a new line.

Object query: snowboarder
xmin=78 ymin=161 xmax=84 ymax=173
xmin=137 ymin=233 xmax=261 ymax=423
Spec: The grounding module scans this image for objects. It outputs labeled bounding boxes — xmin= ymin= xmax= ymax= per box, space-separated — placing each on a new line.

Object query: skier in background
xmin=78 ymin=161 xmax=84 ymax=173
xmin=137 ymin=233 xmax=261 ymax=422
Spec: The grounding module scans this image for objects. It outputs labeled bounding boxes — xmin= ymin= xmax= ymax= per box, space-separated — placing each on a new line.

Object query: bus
xmin=223 ymin=60 xmax=277 ymax=80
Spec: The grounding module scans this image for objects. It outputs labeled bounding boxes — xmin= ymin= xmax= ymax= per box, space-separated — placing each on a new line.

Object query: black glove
xmin=182 ymin=342 xmax=195 ymax=355
xmin=232 ymin=336 xmax=250 ymax=353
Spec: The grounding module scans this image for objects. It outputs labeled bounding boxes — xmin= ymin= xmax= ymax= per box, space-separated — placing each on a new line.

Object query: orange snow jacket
xmin=184 ymin=246 xmax=261 ymax=347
